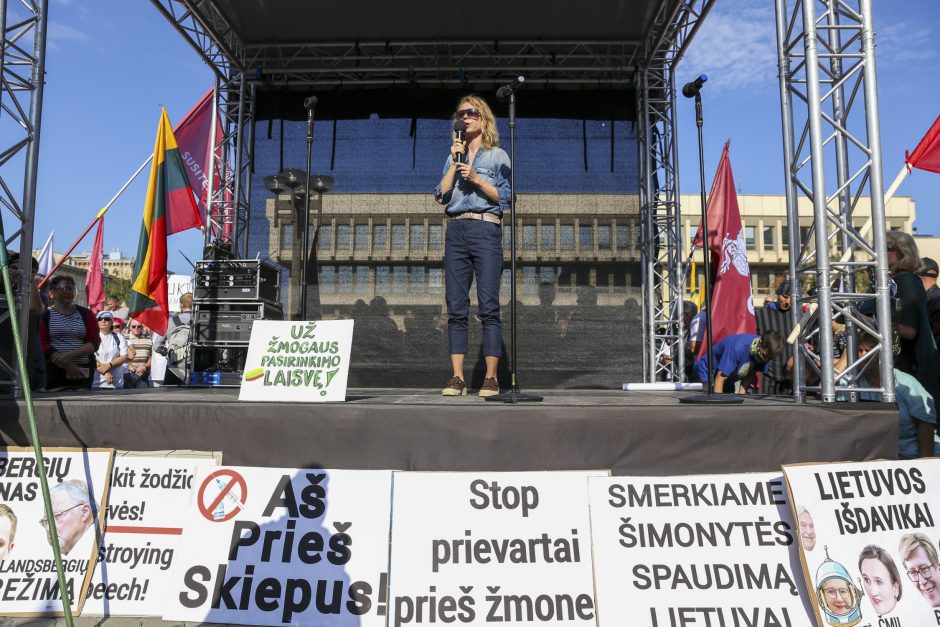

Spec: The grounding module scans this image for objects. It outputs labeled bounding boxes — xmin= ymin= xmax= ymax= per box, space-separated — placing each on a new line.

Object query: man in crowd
xmin=125 ymin=318 xmax=153 ymax=389
xmin=104 ymin=294 xmax=129 ymax=321
xmin=154 ymin=292 xmax=192 ymax=385
xmin=694 ymin=330 xmax=784 ymax=394
xmin=755 ymin=279 xmax=796 ymax=395
xmin=0 ymin=504 xmax=17 ymax=562
xmin=899 ymin=533 xmax=940 ymax=607
xmin=918 ymin=257 xmax=940 ymax=347
xmin=43 ymin=480 xmax=93 ymax=556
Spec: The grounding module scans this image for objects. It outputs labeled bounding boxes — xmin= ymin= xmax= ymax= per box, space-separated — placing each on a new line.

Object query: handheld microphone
xmin=497 ymin=76 xmax=525 ymax=101
xmin=681 ymin=74 xmax=707 ymax=98
xmin=303 ymin=95 xmax=318 ymax=110
xmin=453 ymin=119 xmax=467 ymax=164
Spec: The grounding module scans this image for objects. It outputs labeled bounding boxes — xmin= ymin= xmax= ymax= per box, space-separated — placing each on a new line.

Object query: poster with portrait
xmin=0 ymin=447 xmax=114 ymax=616
xmin=588 ymin=473 xmax=814 ymax=627
xmin=784 ymin=459 xmax=940 ymax=627
xmin=83 ymin=454 xmax=218 ymax=616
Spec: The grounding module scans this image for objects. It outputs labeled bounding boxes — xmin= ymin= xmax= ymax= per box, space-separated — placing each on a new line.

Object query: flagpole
xmin=37 ymin=156 xmax=152 ymax=288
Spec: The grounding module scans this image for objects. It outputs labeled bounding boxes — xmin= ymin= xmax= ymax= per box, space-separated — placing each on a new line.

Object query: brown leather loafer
xmin=442 ymin=376 xmax=467 ymax=396
xmin=478 ymin=377 xmax=499 ymax=397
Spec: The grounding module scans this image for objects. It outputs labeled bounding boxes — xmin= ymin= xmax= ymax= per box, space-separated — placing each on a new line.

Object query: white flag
xmin=37 ymin=230 xmax=54 ymax=276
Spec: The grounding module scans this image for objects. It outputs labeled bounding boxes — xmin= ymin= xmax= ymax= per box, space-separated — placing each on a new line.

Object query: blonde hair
xmin=455 ymin=95 xmax=499 ymax=149
xmin=899 ymin=532 xmax=939 ymax=565
xmin=0 ymin=504 xmax=17 ymax=543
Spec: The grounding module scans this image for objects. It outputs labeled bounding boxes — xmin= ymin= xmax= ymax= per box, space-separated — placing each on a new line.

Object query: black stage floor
xmin=0 ymin=387 xmax=897 ymax=475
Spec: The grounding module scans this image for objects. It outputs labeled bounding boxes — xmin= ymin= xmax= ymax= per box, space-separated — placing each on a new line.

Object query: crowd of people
xmin=684 ymin=229 xmax=940 ymax=459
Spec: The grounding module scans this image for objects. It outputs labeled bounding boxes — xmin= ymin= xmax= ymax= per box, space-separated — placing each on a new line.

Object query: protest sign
xmin=83 ymin=455 xmax=217 ymax=616
xmin=784 ymin=459 xmax=940 ymax=627
xmin=163 ymin=467 xmax=393 ymax=626
xmin=388 ymin=471 xmax=606 ymax=627
xmin=589 ymin=473 xmax=814 ymax=627
xmin=167 ymin=274 xmax=193 ymax=313
xmin=238 ymin=320 xmax=354 ymax=402
xmin=0 ymin=447 xmax=113 ymax=616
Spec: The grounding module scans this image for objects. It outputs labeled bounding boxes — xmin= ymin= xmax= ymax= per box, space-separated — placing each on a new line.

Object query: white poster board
xmin=83 ymin=455 xmax=217 ymax=616
xmin=389 ymin=471 xmax=606 ymax=627
xmin=167 ymin=274 xmax=193 ymax=314
xmin=0 ymin=447 xmax=113 ymax=616
xmin=588 ymin=473 xmax=814 ymax=627
xmin=238 ymin=320 xmax=354 ymax=402
xmin=784 ymin=459 xmax=940 ymax=626
xmin=163 ymin=467 xmax=393 ymax=626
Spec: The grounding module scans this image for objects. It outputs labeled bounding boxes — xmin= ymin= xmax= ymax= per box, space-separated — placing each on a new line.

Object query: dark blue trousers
xmin=444 ymin=219 xmax=503 ymax=357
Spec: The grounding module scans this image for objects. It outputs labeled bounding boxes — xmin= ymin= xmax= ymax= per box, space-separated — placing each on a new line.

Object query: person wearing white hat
xmin=92 ymin=310 xmax=128 ymax=390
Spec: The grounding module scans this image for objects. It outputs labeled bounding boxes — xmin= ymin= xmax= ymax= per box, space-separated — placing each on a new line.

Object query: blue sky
xmin=12 ymin=0 xmax=940 ymax=275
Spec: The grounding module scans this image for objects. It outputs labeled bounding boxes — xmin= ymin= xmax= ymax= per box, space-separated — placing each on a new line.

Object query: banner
xmin=784 ymin=459 xmax=940 ymax=626
xmin=589 ymin=473 xmax=814 ymax=627
xmin=388 ymin=471 xmax=606 ymax=627
xmin=83 ymin=455 xmax=218 ymax=616
xmin=163 ymin=467 xmax=393 ymax=626
xmin=239 ymin=320 xmax=354 ymax=402
xmin=0 ymin=448 xmax=113 ymax=616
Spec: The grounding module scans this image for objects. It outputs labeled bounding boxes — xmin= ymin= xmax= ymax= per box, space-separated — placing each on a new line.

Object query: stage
xmin=0 ymin=388 xmax=897 ymax=475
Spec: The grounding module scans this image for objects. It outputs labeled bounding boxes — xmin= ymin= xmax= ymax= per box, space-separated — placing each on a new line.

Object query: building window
xmin=428 ymin=268 xmax=443 ymax=294
xmin=579 ymin=225 xmax=593 ymax=250
xmin=429 ymin=224 xmax=443 ymax=250
xmin=318 ymin=224 xmax=333 ymax=250
xmin=410 ymin=266 xmax=426 ymax=293
xmin=280 ymin=223 xmax=293 ymax=249
xmin=799 ymin=225 xmax=812 ymax=245
xmin=744 ymin=226 xmax=756 ymax=249
xmin=781 ymin=227 xmax=789 ymax=251
xmin=762 ymin=225 xmax=775 ymax=252
xmin=393 ymin=266 xmax=408 ymax=294
xmin=320 ymin=266 xmax=336 ymax=292
xmin=523 ymin=225 xmax=536 ymax=250
xmin=598 ymin=225 xmax=612 ymax=250
xmin=541 ymin=224 xmax=556 ymax=251
xmin=355 ymin=266 xmax=369 ymax=293
xmin=410 ymin=224 xmax=426 ymax=252
xmin=373 ymin=225 xmax=388 ymax=252
xmin=616 ymin=224 xmax=630 ymax=250
xmin=560 ymin=225 xmax=575 ymax=250
xmin=337 ymin=265 xmax=353 ymax=293
xmin=336 ymin=225 xmax=351 ymax=250
xmin=392 ymin=224 xmax=406 ymax=250
xmin=355 ymin=224 xmax=369 ymax=251
xmin=523 ymin=266 xmax=537 ymax=295
xmin=375 ymin=266 xmax=390 ymax=294
xmin=503 ymin=226 xmax=511 ymax=250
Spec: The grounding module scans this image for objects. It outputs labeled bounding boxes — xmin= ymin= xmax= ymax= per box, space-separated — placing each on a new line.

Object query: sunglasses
xmin=130 ymin=324 xmax=143 ymax=329
xmin=456 ymin=108 xmax=481 ymax=120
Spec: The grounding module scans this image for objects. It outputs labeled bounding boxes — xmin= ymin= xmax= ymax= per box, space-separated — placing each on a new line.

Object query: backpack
xmin=165 ymin=314 xmax=191 ymax=376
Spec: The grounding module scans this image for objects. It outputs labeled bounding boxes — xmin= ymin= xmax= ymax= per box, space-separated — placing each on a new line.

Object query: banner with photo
xmin=0 ymin=447 xmax=113 ymax=616
xmin=83 ymin=455 xmax=218 ymax=616
xmin=588 ymin=473 xmax=814 ymax=627
xmin=784 ymin=459 xmax=940 ymax=626
xmin=163 ymin=467 xmax=393 ymax=626
xmin=388 ymin=470 xmax=607 ymax=627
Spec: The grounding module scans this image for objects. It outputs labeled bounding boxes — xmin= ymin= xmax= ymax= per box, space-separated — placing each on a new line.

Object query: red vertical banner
xmin=693 ymin=142 xmax=756 ymax=357
xmin=85 ymin=217 xmax=105 ymax=313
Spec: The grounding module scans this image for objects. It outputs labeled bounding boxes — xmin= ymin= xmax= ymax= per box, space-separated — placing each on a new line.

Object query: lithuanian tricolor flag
xmin=129 ymin=108 xmax=201 ymax=335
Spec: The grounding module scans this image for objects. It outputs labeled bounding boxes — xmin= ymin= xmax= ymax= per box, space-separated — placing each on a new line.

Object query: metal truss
xmin=245 ymin=40 xmax=639 ymax=87
xmin=775 ymin=0 xmax=894 ymax=402
xmin=151 ymin=0 xmax=253 ymax=256
xmin=636 ymin=0 xmax=715 ymax=382
xmin=0 ymin=0 xmax=48 ymax=395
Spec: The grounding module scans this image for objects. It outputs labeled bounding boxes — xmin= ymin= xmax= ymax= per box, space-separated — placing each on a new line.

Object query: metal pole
xmin=694 ymin=93 xmax=715 ymax=393
xmin=243 ymin=81 xmax=256 ymax=258
xmin=801 ymin=0 xmax=836 ymax=402
xmin=204 ymin=80 xmax=220 ymax=249
xmin=668 ymin=69 xmax=685 ymax=379
xmin=774 ymin=0 xmax=805 ymax=402
xmin=232 ymin=72 xmax=246 ymax=255
xmin=859 ymin=0 xmax=895 ymax=401
xmin=640 ymin=68 xmax=657 ymax=381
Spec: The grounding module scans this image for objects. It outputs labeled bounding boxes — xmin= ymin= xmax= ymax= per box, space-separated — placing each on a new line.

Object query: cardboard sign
xmin=238 ymin=320 xmax=354 ymax=402
xmin=388 ymin=471 xmax=606 ymax=627
xmin=163 ymin=467 xmax=393 ymax=626
xmin=784 ymin=459 xmax=940 ymax=627
xmin=83 ymin=455 xmax=217 ymax=616
xmin=167 ymin=274 xmax=193 ymax=314
xmin=589 ymin=473 xmax=814 ymax=627
xmin=0 ymin=447 xmax=113 ymax=616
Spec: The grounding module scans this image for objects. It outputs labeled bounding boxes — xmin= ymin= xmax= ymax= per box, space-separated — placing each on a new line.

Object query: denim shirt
xmin=434 ymin=147 xmax=511 ymax=216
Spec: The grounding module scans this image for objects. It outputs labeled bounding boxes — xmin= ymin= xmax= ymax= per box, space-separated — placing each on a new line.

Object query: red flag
xmin=693 ymin=143 xmax=756 ymax=358
xmin=168 ymin=89 xmax=216 ymax=234
xmin=85 ymin=217 xmax=105 ymax=313
xmin=906 ymin=114 xmax=940 ymax=174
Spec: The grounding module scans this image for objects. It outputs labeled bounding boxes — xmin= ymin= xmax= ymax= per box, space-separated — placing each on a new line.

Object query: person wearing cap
xmin=92 ymin=310 xmax=128 ymax=390
xmin=754 ymin=279 xmax=795 ymax=395
xmin=918 ymin=257 xmax=940 ymax=348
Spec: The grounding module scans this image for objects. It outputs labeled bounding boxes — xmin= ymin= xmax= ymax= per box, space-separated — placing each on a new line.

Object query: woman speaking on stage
xmin=434 ymin=95 xmax=511 ymax=397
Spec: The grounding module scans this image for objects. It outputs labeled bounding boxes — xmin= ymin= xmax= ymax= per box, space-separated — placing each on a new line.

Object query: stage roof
xmin=206 ymin=0 xmax=657 ymax=44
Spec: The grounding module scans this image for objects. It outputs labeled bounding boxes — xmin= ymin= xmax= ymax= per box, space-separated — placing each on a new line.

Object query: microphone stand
xmin=680 ymin=90 xmax=741 ymax=404
xmin=486 ymin=88 xmax=542 ymax=403
xmin=300 ymin=100 xmax=317 ymax=319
